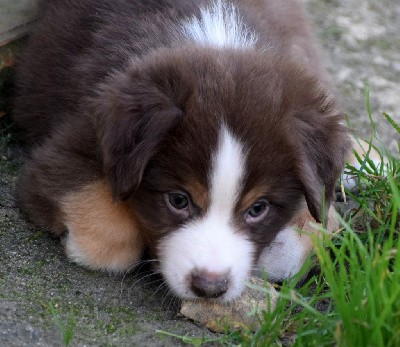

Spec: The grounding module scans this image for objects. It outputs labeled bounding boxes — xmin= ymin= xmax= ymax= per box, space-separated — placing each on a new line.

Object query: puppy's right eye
xmin=165 ymin=191 xmax=190 ymax=218
xmin=244 ymin=198 xmax=270 ymax=224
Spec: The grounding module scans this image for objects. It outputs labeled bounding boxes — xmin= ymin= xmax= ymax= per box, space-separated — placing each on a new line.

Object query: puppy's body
xmin=14 ymin=0 xmax=350 ymax=301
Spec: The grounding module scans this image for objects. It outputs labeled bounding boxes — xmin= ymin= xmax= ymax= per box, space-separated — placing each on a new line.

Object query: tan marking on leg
xmin=61 ymin=181 xmax=144 ymax=272
xmin=257 ymin=202 xmax=339 ymax=281
xmin=343 ymin=138 xmax=386 ymax=189
xmin=347 ymin=138 xmax=382 ymax=166
xmin=291 ymin=204 xmax=338 ymax=234
xmin=292 ymin=203 xmax=338 ymax=258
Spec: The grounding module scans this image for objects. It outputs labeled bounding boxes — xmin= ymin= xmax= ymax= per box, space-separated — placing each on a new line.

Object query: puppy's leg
xmin=257 ymin=204 xmax=338 ymax=282
xmin=61 ymin=180 xmax=143 ymax=272
xmin=17 ymin=123 xmax=143 ymax=272
xmin=342 ymin=137 xmax=385 ymax=190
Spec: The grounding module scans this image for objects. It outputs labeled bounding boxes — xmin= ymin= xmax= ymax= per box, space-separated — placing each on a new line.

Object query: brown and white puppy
xmin=14 ymin=0 xmax=350 ymax=301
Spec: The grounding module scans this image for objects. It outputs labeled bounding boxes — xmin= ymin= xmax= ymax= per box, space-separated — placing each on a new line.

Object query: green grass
xmin=165 ymin=94 xmax=400 ymax=346
xmin=45 ymin=301 xmax=76 ymax=347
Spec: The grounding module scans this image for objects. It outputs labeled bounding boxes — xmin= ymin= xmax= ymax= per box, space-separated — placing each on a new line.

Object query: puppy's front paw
xmin=61 ymin=180 xmax=144 ymax=272
xmin=342 ymin=138 xmax=386 ymax=190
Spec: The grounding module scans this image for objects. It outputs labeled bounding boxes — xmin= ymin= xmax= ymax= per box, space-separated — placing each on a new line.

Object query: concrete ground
xmin=0 ymin=0 xmax=36 ymax=45
xmin=0 ymin=0 xmax=399 ymax=346
xmin=305 ymin=0 xmax=400 ymax=151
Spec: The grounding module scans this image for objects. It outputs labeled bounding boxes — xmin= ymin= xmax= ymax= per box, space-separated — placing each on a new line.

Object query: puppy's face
xmin=135 ymin=121 xmax=303 ymax=301
xmin=94 ymin=48 xmax=350 ymax=301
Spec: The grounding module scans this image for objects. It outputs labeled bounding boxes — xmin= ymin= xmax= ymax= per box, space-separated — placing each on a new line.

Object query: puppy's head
xmin=92 ymin=48 xmax=350 ymax=301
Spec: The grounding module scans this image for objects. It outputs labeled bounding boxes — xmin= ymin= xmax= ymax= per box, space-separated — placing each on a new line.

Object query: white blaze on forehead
xmin=158 ymin=126 xmax=254 ymax=301
xmin=181 ymin=0 xmax=258 ymax=48
xmin=209 ymin=126 xmax=246 ymax=219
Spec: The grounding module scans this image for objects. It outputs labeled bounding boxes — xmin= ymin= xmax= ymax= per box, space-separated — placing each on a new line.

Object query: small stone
xmin=180 ymin=277 xmax=278 ymax=332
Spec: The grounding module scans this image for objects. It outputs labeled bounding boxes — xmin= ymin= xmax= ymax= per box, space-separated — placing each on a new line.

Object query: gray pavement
xmin=0 ymin=0 xmax=37 ymax=45
xmin=0 ymin=0 xmax=399 ymax=346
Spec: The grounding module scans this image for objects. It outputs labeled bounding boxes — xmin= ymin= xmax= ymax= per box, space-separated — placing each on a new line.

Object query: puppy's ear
xmin=90 ymin=66 xmax=186 ymax=200
xmin=292 ymin=103 xmax=350 ymax=223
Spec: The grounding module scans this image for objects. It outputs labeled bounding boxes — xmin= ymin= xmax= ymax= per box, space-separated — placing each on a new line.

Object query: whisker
xmin=131 ymin=259 xmax=160 ymax=275
xmin=161 ymin=289 xmax=176 ymax=308
xmin=131 ymin=259 xmax=160 ymax=274
xmin=129 ymin=271 xmax=161 ymax=291
xmin=139 ymin=277 xmax=165 ymax=290
xmin=119 ymin=259 xmax=161 ymax=294
xmin=150 ymin=281 xmax=168 ymax=300
xmin=166 ymin=293 xmax=180 ymax=313
xmin=123 ymin=273 xmax=163 ymax=301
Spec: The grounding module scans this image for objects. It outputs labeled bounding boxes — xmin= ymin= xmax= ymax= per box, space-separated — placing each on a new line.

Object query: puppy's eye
xmin=165 ymin=191 xmax=190 ymax=217
xmin=245 ymin=199 xmax=269 ymax=223
xmin=168 ymin=192 xmax=189 ymax=209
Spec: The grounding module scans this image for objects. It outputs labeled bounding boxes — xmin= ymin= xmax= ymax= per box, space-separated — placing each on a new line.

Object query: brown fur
xmin=13 ymin=0 xmax=350 ymax=275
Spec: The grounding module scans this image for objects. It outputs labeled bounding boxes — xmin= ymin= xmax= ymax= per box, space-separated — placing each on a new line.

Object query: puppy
xmin=14 ymin=0 xmax=350 ymax=301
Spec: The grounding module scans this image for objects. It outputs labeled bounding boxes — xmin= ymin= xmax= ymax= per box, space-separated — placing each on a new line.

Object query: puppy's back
xmin=13 ymin=0 xmax=197 ymax=144
xmin=13 ymin=0 xmax=326 ymax=145
xmin=14 ymin=0 xmax=95 ymax=143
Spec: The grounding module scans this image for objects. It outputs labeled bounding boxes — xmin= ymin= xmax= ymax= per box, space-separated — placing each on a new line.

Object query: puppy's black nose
xmin=190 ymin=270 xmax=230 ymax=298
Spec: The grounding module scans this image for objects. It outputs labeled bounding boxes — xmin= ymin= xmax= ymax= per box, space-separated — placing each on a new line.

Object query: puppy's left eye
xmin=165 ymin=191 xmax=191 ymax=218
xmin=245 ymin=199 xmax=269 ymax=223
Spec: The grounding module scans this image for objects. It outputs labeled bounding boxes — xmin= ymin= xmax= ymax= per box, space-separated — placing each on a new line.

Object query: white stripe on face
xmin=209 ymin=126 xmax=246 ymax=221
xmin=158 ymin=126 xmax=254 ymax=301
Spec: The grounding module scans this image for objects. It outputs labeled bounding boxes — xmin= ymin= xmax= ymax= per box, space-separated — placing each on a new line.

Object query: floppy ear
xmin=90 ymin=66 xmax=186 ymax=200
xmin=293 ymin=105 xmax=351 ymax=223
